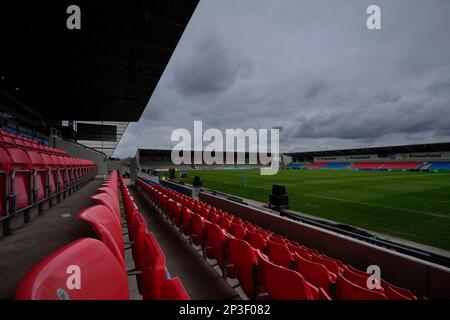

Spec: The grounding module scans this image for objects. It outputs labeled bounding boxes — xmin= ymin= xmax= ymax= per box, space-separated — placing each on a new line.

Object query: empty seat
xmin=226 ymin=236 xmax=259 ymax=299
xmin=0 ymin=147 xmax=11 ymax=219
xmin=343 ymin=265 xmax=384 ymax=294
xmin=246 ymin=230 xmax=267 ymax=251
xmin=26 ymin=151 xmax=47 ymax=204
xmin=180 ymin=207 xmax=192 ymax=236
xmin=40 ymin=153 xmax=58 ymax=197
xmin=191 ymin=213 xmax=205 ymax=246
xmin=267 ymin=240 xmax=294 ymax=269
xmin=257 ymin=251 xmax=315 ymax=300
xmin=160 ymin=277 xmax=190 ymax=300
xmin=381 ymin=279 xmax=417 ymax=300
xmin=15 ymin=238 xmax=129 ymax=300
xmin=230 ymin=222 xmax=246 ymax=240
xmin=6 ymin=148 xmax=33 ymax=213
xmin=287 ymin=243 xmax=312 ymax=260
xmin=141 ymin=232 xmax=167 ymax=300
xmin=204 ymin=221 xmax=226 ymax=269
xmin=294 ymin=252 xmax=335 ymax=295
xmin=311 ymin=253 xmax=344 ymax=276
xmin=91 ymin=192 xmax=121 ymax=222
xmin=335 ymin=274 xmax=387 ymax=300
xmin=77 ymin=205 xmax=125 ymax=269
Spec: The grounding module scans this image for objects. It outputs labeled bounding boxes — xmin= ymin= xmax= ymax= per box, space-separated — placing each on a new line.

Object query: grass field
xmin=170 ymin=169 xmax=450 ymax=251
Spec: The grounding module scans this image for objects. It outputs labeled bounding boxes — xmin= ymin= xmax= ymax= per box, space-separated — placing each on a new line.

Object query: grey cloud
xmin=172 ymin=33 xmax=253 ymax=97
xmin=115 ymin=0 xmax=450 ymax=158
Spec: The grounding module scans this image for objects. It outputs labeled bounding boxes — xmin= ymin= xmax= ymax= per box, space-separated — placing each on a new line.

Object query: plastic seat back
xmin=15 ymin=238 xmax=129 ymax=300
xmin=191 ymin=213 xmax=205 ymax=246
xmin=343 ymin=266 xmax=384 ymax=294
xmin=246 ymin=230 xmax=267 ymax=251
xmin=295 ymin=252 xmax=334 ymax=294
xmin=258 ymin=251 xmax=314 ymax=300
xmin=227 ymin=236 xmax=259 ymax=299
xmin=230 ymin=222 xmax=246 ymax=240
xmin=0 ymin=147 xmax=11 ymax=218
xmin=312 ymin=253 xmax=343 ymax=276
xmin=7 ymin=148 xmax=32 ymax=210
xmin=205 ymin=221 xmax=226 ymax=267
xmin=91 ymin=192 xmax=121 ymax=221
xmin=26 ymin=151 xmax=47 ymax=202
xmin=160 ymin=277 xmax=190 ymax=300
xmin=267 ymin=240 xmax=293 ymax=269
xmin=335 ymin=274 xmax=387 ymax=300
xmin=141 ymin=232 xmax=166 ymax=300
xmin=77 ymin=205 xmax=125 ymax=269
xmin=181 ymin=207 xmax=192 ymax=236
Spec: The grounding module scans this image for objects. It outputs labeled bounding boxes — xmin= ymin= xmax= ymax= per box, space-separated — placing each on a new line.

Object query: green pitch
xmin=174 ymin=169 xmax=450 ymax=251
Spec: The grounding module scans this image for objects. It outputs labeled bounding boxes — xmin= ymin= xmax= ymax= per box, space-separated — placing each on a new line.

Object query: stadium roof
xmin=0 ymin=0 xmax=199 ymax=123
xmin=285 ymin=142 xmax=450 ymax=158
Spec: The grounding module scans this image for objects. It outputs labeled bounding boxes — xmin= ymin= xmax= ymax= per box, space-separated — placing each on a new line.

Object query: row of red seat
xmin=137 ymin=178 xmax=420 ymax=300
xmin=0 ymin=143 xmax=96 ymax=235
xmin=0 ymin=129 xmax=69 ymax=156
xmin=117 ymin=173 xmax=190 ymax=300
xmin=15 ymin=171 xmax=189 ymax=300
xmin=350 ymin=162 xmax=420 ymax=169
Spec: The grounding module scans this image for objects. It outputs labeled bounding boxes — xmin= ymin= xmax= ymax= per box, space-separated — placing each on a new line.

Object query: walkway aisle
xmin=0 ymin=179 xmax=102 ymax=299
xmin=127 ymin=183 xmax=240 ymax=300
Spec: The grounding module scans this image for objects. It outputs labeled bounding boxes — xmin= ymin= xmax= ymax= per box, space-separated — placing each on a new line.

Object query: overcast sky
xmin=114 ymin=0 xmax=450 ymax=158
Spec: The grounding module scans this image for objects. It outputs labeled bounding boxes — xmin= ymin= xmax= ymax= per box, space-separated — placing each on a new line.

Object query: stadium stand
xmin=380 ymin=162 xmax=420 ymax=169
xmin=350 ymin=162 xmax=384 ymax=169
xmin=14 ymin=170 xmax=190 ymax=300
xmin=0 ymin=129 xmax=96 ymax=236
xmin=304 ymin=163 xmax=328 ymax=169
xmin=135 ymin=177 xmax=423 ymax=300
xmin=429 ymin=161 xmax=450 ymax=170
xmin=324 ymin=162 xmax=350 ymax=169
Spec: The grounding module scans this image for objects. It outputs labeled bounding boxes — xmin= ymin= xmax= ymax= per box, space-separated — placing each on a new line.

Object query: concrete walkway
xmin=0 ymin=179 xmax=103 ymax=299
xmin=128 ymin=184 xmax=240 ymax=300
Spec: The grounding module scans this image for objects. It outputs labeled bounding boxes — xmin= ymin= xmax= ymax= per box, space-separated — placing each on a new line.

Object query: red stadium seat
xmin=257 ymin=251 xmax=315 ymax=300
xmin=311 ymin=253 xmax=344 ymax=276
xmin=25 ymin=151 xmax=47 ymax=205
xmin=230 ymin=222 xmax=246 ymax=240
xmin=77 ymin=205 xmax=125 ymax=269
xmin=287 ymin=242 xmax=312 ymax=260
xmin=269 ymin=235 xmax=286 ymax=245
xmin=180 ymin=207 xmax=192 ymax=236
xmin=267 ymin=240 xmax=294 ymax=269
xmin=15 ymin=238 xmax=129 ymax=300
xmin=208 ymin=211 xmax=219 ymax=224
xmin=294 ymin=252 xmax=335 ymax=295
xmin=141 ymin=232 xmax=166 ymax=300
xmin=160 ymin=277 xmax=190 ymax=300
xmin=381 ymin=279 xmax=417 ymax=300
xmin=246 ymin=230 xmax=267 ymax=251
xmin=191 ymin=213 xmax=205 ymax=246
xmin=219 ymin=216 xmax=232 ymax=232
xmin=6 ymin=148 xmax=33 ymax=215
xmin=226 ymin=236 xmax=259 ymax=299
xmin=343 ymin=265 xmax=384 ymax=294
xmin=91 ymin=193 xmax=121 ymax=222
xmin=0 ymin=147 xmax=11 ymax=220
xmin=335 ymin=274 xmax=387 ymax=300
xmin=40 ymin=153 xmax=58 ymax=198
xmin=204 ymin=221 xmax=226 ymax=269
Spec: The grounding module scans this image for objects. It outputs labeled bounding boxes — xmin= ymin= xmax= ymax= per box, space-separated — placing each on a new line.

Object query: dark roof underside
xmin=0 ymin=0 xmax=199 ymax=122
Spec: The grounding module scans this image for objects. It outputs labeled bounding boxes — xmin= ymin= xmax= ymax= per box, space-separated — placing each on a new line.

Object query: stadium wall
xmin=50 ymin=135 xmax=107 ymax=175
xmin=199 ymin=192 xmax=450 ymax=299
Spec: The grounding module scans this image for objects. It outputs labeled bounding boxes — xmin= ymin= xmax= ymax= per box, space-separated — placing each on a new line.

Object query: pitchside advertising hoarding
xmin=314 ymin=152 xmax=450 ymax=163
